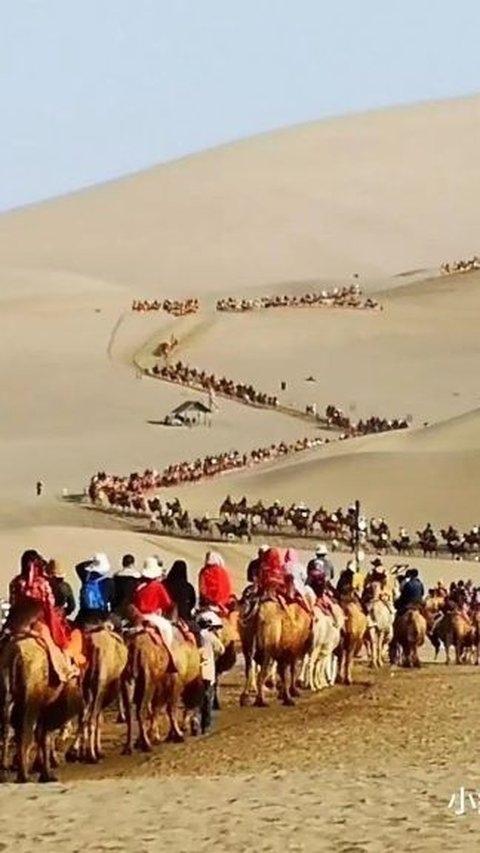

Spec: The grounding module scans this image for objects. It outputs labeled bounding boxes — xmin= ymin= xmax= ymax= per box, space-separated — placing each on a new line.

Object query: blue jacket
xmin=397 ymin=577 xmax=424 ymax=610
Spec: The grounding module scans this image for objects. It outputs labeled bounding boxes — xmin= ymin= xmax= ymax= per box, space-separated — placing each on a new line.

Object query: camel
xmin=121 ymin=626 xmax=203 ymax=754
xmin=213 ymin=610 xmax=239 ymax=710
xmin=239 ymin=599 xmax=312 ymax=707
xmin=337 ymin=598 xmax=367 ymax=684
xmin=391 ymin=608 xmax=426 ymax=667
xmin=66 ymin=627 xmax=128 ymax=764
xmin=300 ymin=602 xmax=344 ymax=691
xmin=363 ymin=584 xmax=394 ymax=669
xmin=430 ymin=610 xmax=474 ymax=665
xmin=0 ymin=634 xmax=82 ymax=783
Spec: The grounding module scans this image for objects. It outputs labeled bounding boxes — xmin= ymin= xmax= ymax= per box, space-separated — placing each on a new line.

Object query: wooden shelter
xmin=164 ymin=400 xmax=212 ymax=427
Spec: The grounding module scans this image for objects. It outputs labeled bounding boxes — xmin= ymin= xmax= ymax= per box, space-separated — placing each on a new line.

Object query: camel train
xmin=0 ymin=544 xmax=449 ymax=784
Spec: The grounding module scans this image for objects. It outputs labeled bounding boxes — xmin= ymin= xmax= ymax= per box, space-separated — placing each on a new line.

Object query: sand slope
xmin=1 ymin=96 xmax=480 ymax=292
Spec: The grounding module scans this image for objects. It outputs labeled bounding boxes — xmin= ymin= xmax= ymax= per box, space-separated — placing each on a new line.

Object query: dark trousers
xmin=201 ymin=681 xmax=214 ymax=733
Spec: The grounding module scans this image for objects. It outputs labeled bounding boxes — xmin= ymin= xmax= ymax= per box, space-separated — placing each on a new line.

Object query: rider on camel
xmin=258 ymin=547 xmax=287 ymax=600
xmin=306 ymin=563 xmax=337 ymax=622
xmin=199 ymin=551 xmax=234 ymax=612
xmin=132 ymin=557 xmax=175 ymax=647
xmin=394 ymin=568 xmax=424 ymax=614
xmin=8 ymin=550 xmax=82 ymax=679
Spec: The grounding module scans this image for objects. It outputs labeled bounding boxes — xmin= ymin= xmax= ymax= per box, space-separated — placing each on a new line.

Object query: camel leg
xmin=289 ymin=662 xmax=300 ymax=698
xmin=86 ymin=686 xmax=105 ymax=764
xmin=15 ymin=706 xmax=37 ymax=784
xmin=136 ymin=684 xmax=155 ymax=751
xmin=0 ymin=695 xmax=11 ymax=783
xmin=121 ymin=679 xmax=134 ymax=755
xmin=254 ymin=657 xmax=270 ymax=707
xmin=116 ymin=689 xmax=126 ymax=724
xmin=94 ymin=712 xmax=104 ymax=760
xmin=240 ymin=649 xmax=254 ymax=707
xmin=298 ymin=654 xmax=308 ymax=688
xmin=38 ymin=728 xmax=57 ymax=784
xmin=166 ymin=700 xmax=185 ymax=743
xmin=455 ymin=641 xmax=462 ymax=665
xmin=277 ymin=660 xmax=292 ymax=706
xmin=445 ymin=635 xmax=451 ymax=665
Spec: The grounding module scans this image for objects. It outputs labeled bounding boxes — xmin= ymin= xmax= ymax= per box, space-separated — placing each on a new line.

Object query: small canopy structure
xmin=165 ymin=399 xmax=212 ymax=426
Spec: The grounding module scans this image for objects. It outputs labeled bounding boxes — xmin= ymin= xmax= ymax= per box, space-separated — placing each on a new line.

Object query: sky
xmin=1 ymin=0 xmax=480 ymax=211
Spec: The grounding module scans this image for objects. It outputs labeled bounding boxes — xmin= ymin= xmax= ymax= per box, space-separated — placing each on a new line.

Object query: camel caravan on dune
xmin=2 ymin=542 xmax=479 ymax=783
xmin=216 ymin=284 xmax=381 ymax=313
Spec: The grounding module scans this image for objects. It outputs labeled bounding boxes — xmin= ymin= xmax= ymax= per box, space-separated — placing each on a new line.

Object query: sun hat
xmin=142 ymin=557 xmax=164 ymax=580
xmin=315 ymin=543 xmax=328 ymax=556
xmin=91 ymin=553 xmax=111 ymax=575
xmin=198 ymin=610 xmax=223 ymax=630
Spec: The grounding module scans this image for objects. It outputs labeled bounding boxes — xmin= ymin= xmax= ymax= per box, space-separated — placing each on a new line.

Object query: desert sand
xmin=1 ymin=96 xmax=480 ymax=849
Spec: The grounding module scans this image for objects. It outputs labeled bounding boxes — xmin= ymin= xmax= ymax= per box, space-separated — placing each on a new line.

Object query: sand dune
xmin=1 ymin=96 xmax=480 ymax=294
xmin=0 ymin=96 xmax=479 ymax=529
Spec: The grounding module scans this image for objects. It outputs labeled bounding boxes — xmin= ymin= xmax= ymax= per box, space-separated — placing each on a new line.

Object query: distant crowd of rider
xmin=216 ymin=285 xmax=382 ymax=313
xmin=148 ymin=360 xmax=280 ymax=408
xmin=440 ymin=256 xmax=480 ymax=276
xmin=131 ymin=298 xmax=199 ymax=316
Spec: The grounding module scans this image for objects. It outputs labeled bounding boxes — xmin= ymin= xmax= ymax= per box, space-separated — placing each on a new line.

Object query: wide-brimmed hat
xmin=315 ymin=543 xmax=328 ymax=556
xmin=91 ymin=553 xmax=111 ymax=575
xmin=142 ymin=557 xmax=163 ymax=580
xmin=371 ymin=557 xmax=383 ymax=568
xmin=205 ymin=551 xmax=224 ymax=567
xmin=197 ymin=610 xmax=223 ymax=630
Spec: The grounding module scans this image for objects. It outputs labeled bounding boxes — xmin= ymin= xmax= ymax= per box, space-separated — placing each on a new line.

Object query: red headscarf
xmin=259 ymin=547 xmax=286 ymax=594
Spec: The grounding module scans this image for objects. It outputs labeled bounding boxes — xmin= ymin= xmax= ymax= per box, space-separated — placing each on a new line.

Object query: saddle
xmin=174 ymin=619 xmax=197 ymax=645
xmin=140 ymin=623 xmax=178 ymax=673
xmin=4 ymin=626 xmax=80 ymax=684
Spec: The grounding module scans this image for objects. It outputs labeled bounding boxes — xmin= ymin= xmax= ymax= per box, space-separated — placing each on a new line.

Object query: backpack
xmin=80 ymin=575 xmax=109 ymax=612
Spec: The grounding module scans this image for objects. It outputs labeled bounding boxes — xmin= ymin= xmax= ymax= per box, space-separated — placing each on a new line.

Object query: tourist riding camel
xmin=246 ymin=545 xmax=269 ymax=584
xmin=75 ymin=553 xmax=115 ymax=627
xmin=198 ymin=551 xmax=234 ymax=611
xmin=284 ymin=548 xmax=308 ymax=599
xmin=113 ymin=554 xmax=141 ymax=616
xmin=132 ymin=557 xmax=174 ymax=639
xmin=395 ymin=568 xmax=425 ymax=614
xmin=163 ymin=559 xmax=197 ymax=621
xmin=46 ymin=558 xmax=76 ymax=617
xmin=307 ymin=544 xmax=335 ymax=581
xmin=258 ymin=547 xmax=287 ymax=600
xmin=8 ymin=550 xmax=82 ymax=679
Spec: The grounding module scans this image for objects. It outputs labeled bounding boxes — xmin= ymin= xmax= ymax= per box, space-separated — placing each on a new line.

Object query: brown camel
xmin=431 ymin=610 xmax=474 ymax=665
xmin=240 ymin=599 xmax=312 ymax=707
xmin=121 ymin=626 xmax=203 ymax=753
xmin=337 ymin=599 xmax=367 ymax=684
xmin=66 ymin=628 xmax=128 ymax=764
xmin=0 ymin=635 xmax=82 ymax=783
xmin=392 ymin=608 xmax=426 ymax=667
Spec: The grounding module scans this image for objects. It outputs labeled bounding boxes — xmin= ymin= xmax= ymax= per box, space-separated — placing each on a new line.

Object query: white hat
xmin=198 ymin=610 xmax=223 ymax=629
xmin=142 ymin=557 xmax=163 ymax=580
xmin=92 ymin=553 xmax=111 ymax=575
xmin=205 ymin=551 xmax=224 ymax=567
xmin=315 ymin=543 xmax=328 ymax=556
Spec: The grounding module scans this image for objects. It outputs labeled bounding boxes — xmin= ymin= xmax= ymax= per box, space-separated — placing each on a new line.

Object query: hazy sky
xmin=2 ymin=0 xmax=480 ymax=211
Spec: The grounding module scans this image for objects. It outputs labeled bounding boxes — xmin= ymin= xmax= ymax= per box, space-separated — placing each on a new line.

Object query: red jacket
xmin=259 ymin=548 xmax=286 ymax=595
xmin=9 ymin=566 xmax=70 ymax=649
xmin=133 ymin=579 xmax=173 ymax=616
xmin=199 ymin=565 xmax=233 ymax=608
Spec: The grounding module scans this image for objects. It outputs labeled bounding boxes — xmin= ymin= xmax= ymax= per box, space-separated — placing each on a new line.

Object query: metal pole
xmin=354 ymin=498 xmax=360 ymax=570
